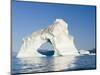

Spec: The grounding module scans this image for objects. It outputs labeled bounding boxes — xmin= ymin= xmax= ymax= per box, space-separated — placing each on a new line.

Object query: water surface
xmin=12 ymin=53 xmax=96 ymax=74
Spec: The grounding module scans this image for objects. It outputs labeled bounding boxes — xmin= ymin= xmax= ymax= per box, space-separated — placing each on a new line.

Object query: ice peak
xmin=55 ymin=19 xmax=64 ymax=23
xmin=55 ymin=18 xmax=68 ymax=28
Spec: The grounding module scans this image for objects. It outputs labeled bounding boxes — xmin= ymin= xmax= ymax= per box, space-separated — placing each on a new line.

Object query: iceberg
xmin=17 ymin=19 xmax=79 ymax=58
xmin=79 ymin=50 xmax=90 ymax=55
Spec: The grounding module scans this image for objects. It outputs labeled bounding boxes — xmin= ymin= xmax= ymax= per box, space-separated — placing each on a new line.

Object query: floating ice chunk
xmin=79 ymin=50 xmax=90 ymax=55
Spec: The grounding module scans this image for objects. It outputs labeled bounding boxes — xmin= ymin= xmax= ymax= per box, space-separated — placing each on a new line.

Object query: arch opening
xmin=37 ymin=39 xmax=54 ymax=56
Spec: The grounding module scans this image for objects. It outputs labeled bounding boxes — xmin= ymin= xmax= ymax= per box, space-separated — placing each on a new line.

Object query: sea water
xmin=12 ymin=51 xmax=96 ymax=74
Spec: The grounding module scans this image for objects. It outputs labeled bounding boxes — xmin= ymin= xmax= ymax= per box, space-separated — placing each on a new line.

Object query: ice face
xmin=17 ymin=19 xmax=79 ymax=58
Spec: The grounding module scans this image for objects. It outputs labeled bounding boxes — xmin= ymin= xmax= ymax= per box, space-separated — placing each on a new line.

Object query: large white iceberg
xmin=17 ymin=19 xmax=79 ymax=58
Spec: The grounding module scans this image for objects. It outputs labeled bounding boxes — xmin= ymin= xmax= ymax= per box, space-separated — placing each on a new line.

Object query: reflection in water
xmin=12 ymin=55 xmax=96 ymax=74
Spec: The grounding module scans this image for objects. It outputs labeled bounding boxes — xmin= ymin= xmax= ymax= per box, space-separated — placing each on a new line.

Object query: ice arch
xmin=37 ymin=40 xmax=55 ymax=56
xmin=17 ymin=19 xmax=79 ymax=58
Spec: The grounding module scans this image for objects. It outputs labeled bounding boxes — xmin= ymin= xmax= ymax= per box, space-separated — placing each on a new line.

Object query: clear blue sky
xmin=12 ymin=0 xmax=96 ymax=52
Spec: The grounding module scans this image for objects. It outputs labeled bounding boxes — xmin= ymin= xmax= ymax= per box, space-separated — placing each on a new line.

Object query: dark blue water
xmin=12 ymin=53 xmax=96 ymax=74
